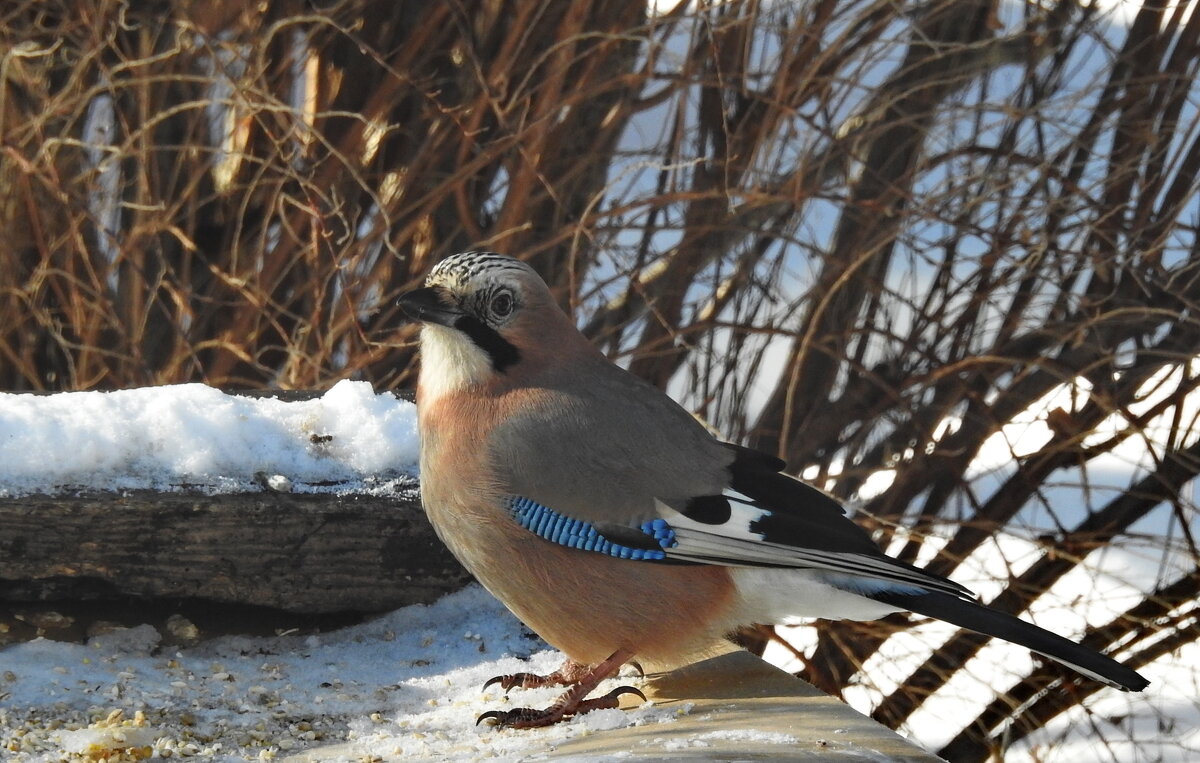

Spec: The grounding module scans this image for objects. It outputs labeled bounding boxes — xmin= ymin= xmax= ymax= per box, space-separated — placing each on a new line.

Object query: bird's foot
xmin=477 ymin=648 xmax=642 ymax=729
xmin=483 ymin=670 xmax=570 ymax=692
xmin=476 ymin=686 xmax=646 ymax=729
xmin=483 ymin=658 xmax=645 ymax=693
xmin=482 ymin=655 xmax=598 ymax=692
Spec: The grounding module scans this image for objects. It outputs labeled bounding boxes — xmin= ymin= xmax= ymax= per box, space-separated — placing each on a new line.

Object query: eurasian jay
xmin=397 ymin=251 xmax=1149 ymax=729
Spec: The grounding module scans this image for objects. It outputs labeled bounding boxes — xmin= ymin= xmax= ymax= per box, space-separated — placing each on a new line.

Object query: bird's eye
xmin=489 ymin=290 xmax=515 ymax=319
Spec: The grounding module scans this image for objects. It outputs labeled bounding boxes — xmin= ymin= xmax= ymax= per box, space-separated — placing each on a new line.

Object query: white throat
xmin=418 ymin=324 xmax=494 ymax=400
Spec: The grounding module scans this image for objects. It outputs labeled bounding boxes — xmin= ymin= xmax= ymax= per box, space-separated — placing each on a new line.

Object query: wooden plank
xmin=0 ymin=488 xmax=470 ymax=614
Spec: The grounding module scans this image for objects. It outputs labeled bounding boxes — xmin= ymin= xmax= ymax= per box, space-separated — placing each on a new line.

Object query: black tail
xmin=874 ymin=590 xmax=1149 ymax=691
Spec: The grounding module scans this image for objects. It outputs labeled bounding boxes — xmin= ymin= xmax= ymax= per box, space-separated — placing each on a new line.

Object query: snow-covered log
xmin=0 ymin=383 xmax=470 ymax=613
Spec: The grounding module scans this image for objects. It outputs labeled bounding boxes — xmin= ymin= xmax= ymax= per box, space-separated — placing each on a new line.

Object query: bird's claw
xmin=482 ymin=671 xmax=552 ymax=692
xmin=476 ymin=685 xmax=647 ymax=729
xmin=476 ymin=708 xmax=526 ymax=727
xmin=601 ymin=685 xmax=648 ymax=704
xmin=481 ymin=674 xmax=513 ymax=692
xmin=476 ymin=706 xmax=551 ymax=728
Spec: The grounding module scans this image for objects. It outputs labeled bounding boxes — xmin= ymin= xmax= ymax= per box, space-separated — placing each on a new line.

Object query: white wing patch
xmin=658 ymin=494 xmax=767 ymax=543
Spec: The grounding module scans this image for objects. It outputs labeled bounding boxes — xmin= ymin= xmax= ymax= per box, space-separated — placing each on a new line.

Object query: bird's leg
xmin=477 ymin=649 xmax=645 ymax=729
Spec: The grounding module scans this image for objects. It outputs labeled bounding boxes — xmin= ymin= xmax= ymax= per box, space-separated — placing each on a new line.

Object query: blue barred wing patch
xmin=504 ymin=495 xmax=677 ymax=560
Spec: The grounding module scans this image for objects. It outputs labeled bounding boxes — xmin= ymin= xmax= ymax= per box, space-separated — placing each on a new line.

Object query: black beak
xmin=397 ymin=286 xmax=463 ymax=327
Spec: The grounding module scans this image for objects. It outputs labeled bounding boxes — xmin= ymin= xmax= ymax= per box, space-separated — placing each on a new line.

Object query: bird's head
xmin=398 ymin=251 xmax=581 ymax=397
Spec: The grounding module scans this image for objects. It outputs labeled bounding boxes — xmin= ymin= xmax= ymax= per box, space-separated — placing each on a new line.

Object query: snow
xmin=0 ymin=381 xmax=419 ymax=497
xmin=0 ymin=586 xmax=685 ymax=762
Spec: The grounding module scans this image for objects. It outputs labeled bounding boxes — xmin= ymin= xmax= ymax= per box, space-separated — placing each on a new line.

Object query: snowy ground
xmin=0 ymin=585 xmax=689 ymax=762
xmin=0 ymin=381 xmax=1195 ymax=761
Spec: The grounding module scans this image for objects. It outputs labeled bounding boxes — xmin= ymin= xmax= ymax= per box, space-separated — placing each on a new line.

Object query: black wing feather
xmin=723 ymin=443 xmax=880 ymax=555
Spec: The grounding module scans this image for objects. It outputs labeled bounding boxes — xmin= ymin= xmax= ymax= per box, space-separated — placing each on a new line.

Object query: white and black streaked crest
xmin=429 ymin=251 xmax=534 ymax=294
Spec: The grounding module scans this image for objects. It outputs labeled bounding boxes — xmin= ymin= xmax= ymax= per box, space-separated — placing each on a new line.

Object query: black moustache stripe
xmin=453 ymin=315 xmax=521 ymax=372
